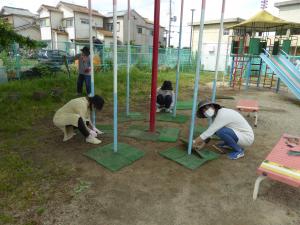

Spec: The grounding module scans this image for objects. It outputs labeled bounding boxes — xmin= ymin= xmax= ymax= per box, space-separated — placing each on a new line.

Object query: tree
xmin=0 ymin=18 xmax=46 ymax=49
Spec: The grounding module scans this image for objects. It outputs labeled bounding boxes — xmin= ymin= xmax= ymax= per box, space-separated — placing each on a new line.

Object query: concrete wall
xmin=18 ymin=27 xmax=41 ymax=40
xmin=278 ymin=4 xmax=300 ymax=23
xmin=50 ymin=11 xmax=63 ymax=29
xmin=39 ymin=8 xmax=50 ymax=18
xmin=13 ymin=16 xmax=35 ymax=28
xmin=41 ymin=27 xmax=51 ymax=40
xmin=74 ymin=12 xmax=102 ymax=39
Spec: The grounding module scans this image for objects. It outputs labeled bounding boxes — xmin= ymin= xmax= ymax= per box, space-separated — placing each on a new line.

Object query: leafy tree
xmin=0 ymin=18 xmax=46 ymax=49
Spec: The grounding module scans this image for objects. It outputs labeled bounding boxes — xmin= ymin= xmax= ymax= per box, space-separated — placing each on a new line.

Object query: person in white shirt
xmin=156 ymin=80 xmax=175 ymax=113
xmin=193 ymin=100 xmax=254 ymax=160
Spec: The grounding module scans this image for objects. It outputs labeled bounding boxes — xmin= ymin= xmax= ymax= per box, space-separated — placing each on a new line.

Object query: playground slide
xmin=260 ymin=53 xmax=300 ymax=99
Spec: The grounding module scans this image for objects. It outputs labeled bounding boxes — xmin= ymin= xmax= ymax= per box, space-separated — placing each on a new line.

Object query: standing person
xmin=75 ymin=47 xmax=91 ymax=96
xmin=193 ymin=100 xmax=254 ymax=160
xmin=53 ymin=95 xmax=104 ymax=144
xmin=156 ymin=80 xmax=175 ymax=113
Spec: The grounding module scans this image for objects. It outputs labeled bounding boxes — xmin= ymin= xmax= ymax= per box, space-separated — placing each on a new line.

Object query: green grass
xmin=0 ymin=67 xmax=214 ymax=224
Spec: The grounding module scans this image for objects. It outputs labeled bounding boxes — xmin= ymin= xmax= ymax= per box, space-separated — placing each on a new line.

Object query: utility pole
xmin=189 ymin=9 xmax=195 ymax=63
xmin=168 ymin=0 xmax=172 ymax=47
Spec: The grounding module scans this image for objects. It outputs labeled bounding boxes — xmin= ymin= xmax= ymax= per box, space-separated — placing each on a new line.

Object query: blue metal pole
xmin=229 ymin=56 xmax=234 ymax=86
xmin=88 ymin=0 xmax=96 ymax=126
xmin=187 ymin=0 xmax=206 ymax=155
xmin=245 ymin=57 xmax=251 ymax=90
xmin=211 ymin=0 xmax=225 ymax=102
xmin=126 ymin=0 xmax=131 ymax=116
xmin=113 ymin=0 xmax=118 ymax=152
xmin=173 ymin=0 xmax=184 ymax=117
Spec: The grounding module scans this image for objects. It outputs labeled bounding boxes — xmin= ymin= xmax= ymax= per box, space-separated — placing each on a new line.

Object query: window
xmin=63 ymin=18 xmax=73 ymax=28
xmin=107 ymin=23 xmax=113 ymax=31
xmin=137 ymin=27 xmax=142 ymax=34
xmin=40 ymin=18 xmax=50 ymax=27
xmin=223 ymin=29 xmax=229 ymax=35
xmin=80 ymin=18 xmax=89 ymax=24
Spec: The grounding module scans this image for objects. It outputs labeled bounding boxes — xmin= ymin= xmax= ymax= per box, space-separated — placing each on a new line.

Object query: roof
xmin=0 ymin=6 xmax=37 ymax=17
xmin=105 ymin=10 xmax=127 ymax=17
xmin=97 ymin=28 xmax=113 ymax=37
xmin=58 ymin=1 xmax=104 ymax=17
xmin=227 ymin=10 xmax=300 ymax=31
xmin=38 ymin=4 xmax=61 ymax=13
xmin=274 ymin=0 xmax=300 ymax=7
xmin=192 ymin=18 xmax=244 ymax=26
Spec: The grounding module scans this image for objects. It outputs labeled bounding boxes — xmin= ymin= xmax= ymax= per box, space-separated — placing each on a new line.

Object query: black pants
xmin=157 ymin=94 xmax=172 ymax=108
xmin=77 ymin=74 xmax=91 ymax=95
xmin=77 ymin=117 xmax=90 ymax=137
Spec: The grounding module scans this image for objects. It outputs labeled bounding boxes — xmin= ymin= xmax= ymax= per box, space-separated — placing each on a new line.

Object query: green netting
xmin=156 ymin=113 xmax=189 ymax=123
xmin=160 ymin=147 xmax=208 ymax=170
xmin=84 ymin=143 xmax=144 ymax=172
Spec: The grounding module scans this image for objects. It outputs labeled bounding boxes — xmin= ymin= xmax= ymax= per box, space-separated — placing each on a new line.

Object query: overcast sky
xmin=0 ymin=0 xmax=281 ymax=46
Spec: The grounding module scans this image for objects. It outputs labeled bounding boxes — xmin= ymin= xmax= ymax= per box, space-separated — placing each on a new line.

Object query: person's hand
xmin=193 ymin=137 xmax=205 ymax=150
xmin=93 ymin=126 xmax=104 ymax=135
xmin=89 ymin=130 xmax=97 ymax=138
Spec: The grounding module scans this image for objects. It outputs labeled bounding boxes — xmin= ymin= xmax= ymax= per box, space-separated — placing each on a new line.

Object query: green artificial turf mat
xmin=156 ymin=113 xmax=189 ymax=123
xmin=160 ymin=147 xmax=208 ymax=170
xmin=96 ymin=124 xmax=113 ymax=134
xmin=119 ymin=112 xmax=145 ymax=122
xmin=84 ymin=143 xmax=144 ymax=172
xmin=176 ymin=100 xmax=193 ymax=110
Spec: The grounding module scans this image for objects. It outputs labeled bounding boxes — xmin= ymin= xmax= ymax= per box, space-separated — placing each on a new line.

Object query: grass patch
xmin=0 ymin=67 xmax=214 ymax=224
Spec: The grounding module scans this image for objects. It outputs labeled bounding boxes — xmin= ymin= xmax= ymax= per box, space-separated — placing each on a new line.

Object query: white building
xmin=0 ymin=6 xmax=41 ymax=41
xmin=191 ymin=18 xmax=244 ymax=71
xmin=275 ymin=0 xmax=300 ymax=23
xmin=104 ymin=10 xmax=166 ymax=47
xmin=37 ymin=1 xmax=112 ymax=50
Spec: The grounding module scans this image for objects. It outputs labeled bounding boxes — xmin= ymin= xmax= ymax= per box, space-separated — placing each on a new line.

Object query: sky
xmin=0 ymin=0 xmax=281 ymax=47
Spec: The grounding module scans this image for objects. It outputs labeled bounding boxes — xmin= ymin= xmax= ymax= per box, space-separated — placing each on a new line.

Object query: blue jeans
xmin=77 ymin=74 xmax=91 ymax=95
xmin=215 ymin=127 xmax=242 ymax=152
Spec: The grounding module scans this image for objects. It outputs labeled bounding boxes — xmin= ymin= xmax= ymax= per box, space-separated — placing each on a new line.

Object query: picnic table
xmin=253 ymin=134 xmax=300 ymax=200
xmin=236 ymin=99 xmax=259 ymax=127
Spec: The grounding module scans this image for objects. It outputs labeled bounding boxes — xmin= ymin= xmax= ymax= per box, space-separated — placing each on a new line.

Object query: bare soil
xmin=34 ymin=86 xmax=300 ymax=225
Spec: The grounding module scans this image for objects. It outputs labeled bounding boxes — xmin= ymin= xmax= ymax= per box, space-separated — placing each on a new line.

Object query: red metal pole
xmin=149 ymin=0 xmax=160 ymax=132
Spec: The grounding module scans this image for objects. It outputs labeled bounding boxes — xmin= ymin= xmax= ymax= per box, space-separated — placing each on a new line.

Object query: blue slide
xmin=260 ymin=52 xmax=300 ymax=99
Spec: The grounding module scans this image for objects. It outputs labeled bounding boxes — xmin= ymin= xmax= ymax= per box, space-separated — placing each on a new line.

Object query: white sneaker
xmin=86 ymin=135 xmax=102 ymax=144
xmin=156 ymin=108 xmax=161 ymax=113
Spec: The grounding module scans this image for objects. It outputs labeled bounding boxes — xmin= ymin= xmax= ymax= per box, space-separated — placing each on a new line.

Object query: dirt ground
xmin=36 ymin=85 xmax=300 ymax=225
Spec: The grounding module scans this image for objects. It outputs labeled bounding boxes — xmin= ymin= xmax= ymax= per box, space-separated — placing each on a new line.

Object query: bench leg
xmin=253 ymin=175 xmax=267 ymax=200
xmin=254 ymin=111 xmax=258 ymax=127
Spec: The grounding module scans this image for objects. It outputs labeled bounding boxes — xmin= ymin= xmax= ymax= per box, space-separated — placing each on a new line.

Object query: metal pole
xmin=173 ymin=0 xmax=184 ymax=117
xmin=149 ymin=0 xmax=160 ymax=132
xmin=187 ymin=0 xmax=206 ymax=155
xmin=126 ymin=0 xmax=131 ymax=116
xmin=189 ymin=9 xmax=195 ymax=63
xmin=211 ymin=0 xmax=225 ymax=102
xmin=113 ymin=0 xmax=118 ymax=152
xmin=168 ymin=0 xmax=172 ymax=47
xmin=88 ymin=0 xmax=96 ymax=125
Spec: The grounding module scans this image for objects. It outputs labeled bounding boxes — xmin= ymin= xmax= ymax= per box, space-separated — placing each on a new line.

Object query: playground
xmin=0 ymin=0 xmax=300 ymax=224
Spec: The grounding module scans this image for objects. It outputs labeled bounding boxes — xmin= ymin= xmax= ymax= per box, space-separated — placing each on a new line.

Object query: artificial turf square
xmin=84 ymin=143 xmax=144 ymax=172
xmin=176 ymin=100 xmax=193 ymax=110
xmin=119 ymin=112 xmax=145 ymax=122
xmin=159 ymin=127 xmax=180 ymax=142
xmin=156 ymin=113 xmax=189 ymax=123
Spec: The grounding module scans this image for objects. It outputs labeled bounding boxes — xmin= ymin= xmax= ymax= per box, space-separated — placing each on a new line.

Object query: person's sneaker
xmin=156 ymin=108 xmax=161 ymax=113
xmin=165 ymin=108 xmax=171 ymax=113
xmin=86 ymin=135 xmax=102 ymax=144
xmin=227 ymin=150 xmax=244 ymax=160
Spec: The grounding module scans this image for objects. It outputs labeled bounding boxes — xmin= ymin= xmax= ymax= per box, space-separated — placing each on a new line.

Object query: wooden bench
xmin=253 ymin=134 xmax=300 ymax=200
xmin=236 ymin=99 xmax=259 ymax=127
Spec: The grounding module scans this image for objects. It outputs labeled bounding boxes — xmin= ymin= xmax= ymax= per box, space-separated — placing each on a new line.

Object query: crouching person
xmin=193 ymin=100 xmax=254 ymax=160
xmin=53 ymin=95 xmax=104 ymax=144
xmin=156 ymin=80 xmax=175 ymax=113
